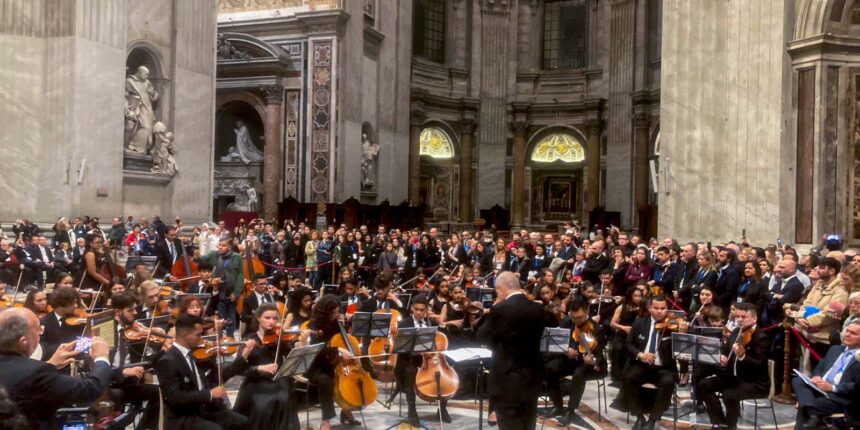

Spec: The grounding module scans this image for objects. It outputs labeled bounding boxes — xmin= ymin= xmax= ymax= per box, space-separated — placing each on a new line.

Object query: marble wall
xmin=0 ymin=0 xmax=216 ymax=225
xmin=658 ymin=0 xmax=791 ymax=244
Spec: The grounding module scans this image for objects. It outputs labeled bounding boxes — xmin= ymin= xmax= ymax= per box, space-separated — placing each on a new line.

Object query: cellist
xmin=394 ymin=294 xmax=452 ymax=427
xmin=299 ymin=295 xmax=361 ymax=429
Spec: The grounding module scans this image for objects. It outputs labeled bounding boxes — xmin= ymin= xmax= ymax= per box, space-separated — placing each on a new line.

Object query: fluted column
xmin=511 ymin=121 xmax=528 ymax=228
xmin=261 ymin=85 xmax=284 ymax=221
xmin=586 ymin=121 xmax=601 ymax=212
xmin=458 ymin=119 xmax=476 ymax=222
xmin=409 ymin=109 xmax=426 ymax=205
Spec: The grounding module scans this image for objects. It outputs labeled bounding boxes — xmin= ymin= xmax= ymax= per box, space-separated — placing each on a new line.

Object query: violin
xmin=192 ymin=335 xmax=245 ymax=361
xmin=331 ymin=320 xmax=378 ymax=410
xmin=64 ymin=307 xmax=91 ymax=327
xmin=572 ymin=320 xmax=600 ymax=370
xmin=415 ymin=331 xmax=460 ymax=402
xmin=123 ymin=323 xmax=173 ymax=345
xmin=655 ymin=316 xmax=688 ymax=333
xmin=262 ymin=325 xmax=305 ymax=346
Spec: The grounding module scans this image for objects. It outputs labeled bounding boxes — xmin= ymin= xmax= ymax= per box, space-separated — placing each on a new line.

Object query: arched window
xmin=530 ymin=132 xmax=586 ymax=163
xmin=543 ymin=0 xmax=587 ymax=70
xmin=420 ymin=126 xmax=454 ymax=159
xmin=413 ymin=0 xmax=445 ymax=63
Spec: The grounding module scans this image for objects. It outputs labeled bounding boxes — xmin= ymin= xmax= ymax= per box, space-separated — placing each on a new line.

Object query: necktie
xmin=647 ymin=322 xmax=658 ymax=354
xmin=187 ymin=351 xmax=202 ymax=390
xmin=169 ymin=243 xmax=175 ymax=262
xmin=824 ymin=349 xmax=853 ymax=385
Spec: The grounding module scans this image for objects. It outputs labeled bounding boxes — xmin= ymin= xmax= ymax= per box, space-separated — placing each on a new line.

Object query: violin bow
xmin=9 ymin=265 xmax=24 ymax=306
xmin=273 ymin=300 xmax=291 ymax=365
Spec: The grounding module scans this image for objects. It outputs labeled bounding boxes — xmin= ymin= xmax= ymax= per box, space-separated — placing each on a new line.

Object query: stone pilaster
xmin=607 ymin=0 xmax=636 ymax=226
xmin=458 ymin=118 xmax=476 ymax=222
xmin=409 ymin=108 xmax=426 ymax=206
xmin=511 ymin=120 xmax=528 ymax=229
xmin=633 ymin=112 xmax=651 ymax=213
xmin=261 ymin=85 xmax=284 ymax=221
xmin=586 ymin=121 xmax=602 ymax=212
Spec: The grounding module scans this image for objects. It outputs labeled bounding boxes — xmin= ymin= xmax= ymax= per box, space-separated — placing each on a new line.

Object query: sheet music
xmin=443 ymin=347 xmax=493 ymax=362
xmin=793 ymin=370 xmax=831 ymax=399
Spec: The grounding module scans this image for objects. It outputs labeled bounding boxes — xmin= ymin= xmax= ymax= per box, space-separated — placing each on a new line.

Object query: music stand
xmin=385 ymin=327 xmax=439 ymax=430
xmin=86 ymin=310 xmax=117 ymax=349
xmin=672 ymin=332 xmax=721 ymax=365
xmin=397 ymin=293 xmax=412 ymax=310
xmin=352 ymin=312 xmax=391 ymax=339
xmin=467 ymin=287 xmax=495 ymax=304
xmin=125 ymin=256 xmax=157 ymax=273
xmin=541 ymin=328 xmax=571 ymax=354
xmin=274 ymin=342 xmax=325 ymax=381
xmin=322 ymin=284 xmax=339 ymax=296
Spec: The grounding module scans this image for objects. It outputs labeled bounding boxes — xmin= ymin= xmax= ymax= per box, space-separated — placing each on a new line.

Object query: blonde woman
xmin=305 ymin=230 xmax=320 ymax=287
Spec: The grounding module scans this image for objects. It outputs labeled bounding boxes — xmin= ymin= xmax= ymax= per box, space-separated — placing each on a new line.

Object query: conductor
xmin=477 ymin=271 xmax=547 ymax=430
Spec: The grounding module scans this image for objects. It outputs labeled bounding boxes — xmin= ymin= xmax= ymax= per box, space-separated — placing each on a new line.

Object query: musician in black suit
xmin=648 ymin=246 xmax=677 ymax=297
xmin=622 ymin=295 xmax=678 ymax=430
xmin=394 ymin=294 xmax=451 ymax=427
xmin=239 ymin=275 xmax=281 ymax=328
xmin=0 ymin=307 xmax=112 ymax=430
xmin=39 ymin=286 xmax=81 ymax=362
xmin=792 ymin=321 xmax=860 ymax=430
xmin=544 ymin=299 xmax=608 ymax=426
xmin=154 ymin=314 xmax=254 ymax=430
xmin=714 ymin=249 xmax=741 ymax=309
xmin=357 ymin=272 xmax=404 ymax=314
xmin=476 ymin=271 xmax=547 ymax=430
xmin=672 ymin=243 xmax=700 ymax=311
xmin=696 ymin=303 xmax=770 ymax=430
xmin=580 ymin=241 xmax=610 ymax=285
xmin=154 ymin=226 xmax=183 ymax=278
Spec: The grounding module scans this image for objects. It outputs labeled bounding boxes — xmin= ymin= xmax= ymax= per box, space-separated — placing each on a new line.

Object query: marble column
xmin=633 ymin=113 xmax=651 ymax=220
xmin=586 ymin=122 xmax=601 ymax=212
xmin=511 ymin=121 xmax=528 ymax=228
xmin=262 ymin=85 xmax=284 ymax=221
xmin=409 ymin=109 xmax=426 ymax=205
xmin=459 ymin=119 xmax=476 ymax=222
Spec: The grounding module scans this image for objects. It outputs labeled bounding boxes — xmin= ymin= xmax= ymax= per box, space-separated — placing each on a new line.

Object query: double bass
xmin=171 ymin=236 xmax=198 ymax=292
xmin=238 ymin=245 xmax=264 ymax=314
xmin=331 ymin=320 xmax=378 ymax=410
xmin=414 ymin=330 xmax=459 ymax=402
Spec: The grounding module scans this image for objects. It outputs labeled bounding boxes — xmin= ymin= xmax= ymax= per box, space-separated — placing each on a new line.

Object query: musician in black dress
xmin=608 ymin=287 xmax=644 ymax=404
xmin=234 ymin=303 xmax=300 ymax=430
xmin=299 ymin=295 xmax=360 ymax=429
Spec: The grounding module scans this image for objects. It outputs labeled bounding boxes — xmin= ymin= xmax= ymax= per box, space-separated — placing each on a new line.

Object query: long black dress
xmin=233 ymin=332 xmax=300 ymax=430
xmin=304 ymin=319 xmax=342 ymax=421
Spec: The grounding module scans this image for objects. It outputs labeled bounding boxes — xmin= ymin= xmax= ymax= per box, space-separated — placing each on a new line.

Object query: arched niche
xmin=126 ymin=44 xmax=164 ymax=121
xmin=418 ymin=122 xmax=459 ymax=220
xmin=215 ymin=99 xmax=265 ymax=161
xmin=526 ymin=127 xmax=588 ymax=223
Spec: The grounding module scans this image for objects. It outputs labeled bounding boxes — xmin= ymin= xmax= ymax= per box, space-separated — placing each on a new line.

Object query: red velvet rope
xmin=790 ymin=326 xmax=823 ymax=361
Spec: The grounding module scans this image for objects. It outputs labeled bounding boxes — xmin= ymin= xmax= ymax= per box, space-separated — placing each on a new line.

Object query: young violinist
xmin=428 ymin=279 xmax=451 ymax=323
xmin=299 ymin=295 xmax=361 ymax=429
xmin=23 ymin=290 xmax=49 ymax=318
xmin=340 ymin=278 xmax=369 ymax=321
xmin=544 ymin=299 xmax=608 ymax=426
xmin=154 ymin=314 xmax=255 ymax=430
xmin=233 ymin=303 xmax=300 ymax=430
xmin=609 ymin=287 xmax=644 ymax=386
xmin=696 ymin=302 xmax=769 ymax=430
xmin=81 ymin=235 xmax=111 ymax=290
xmin=622 ymin=294 xmax=678 ymax=430
xmin=438 ymin=284 xmax=480 ymax=346
xmin=394 ymin=294 xmax=452 ymax=426
xmin=284 ymin=287 xmax=313 ymax=329
xmin=39 ymin=286 xmax=80 ymax=363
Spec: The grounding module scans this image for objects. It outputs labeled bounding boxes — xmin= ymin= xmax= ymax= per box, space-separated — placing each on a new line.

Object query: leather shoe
xmin=439 ymin=407 xmax=451 ymax=423
xmin=632 ymin=415 xmax=645 ymax=430
xmin=550 ymin=406 xmax=565 ymax=418
xmin=558 ymin=412 xmax=579 ymax=427
xmin=644 ymin=417 xmax=658 ymax=430
xmin=339 ymin=411 xmax=360 ymax=426
xmin=802 ymin=415 xmax=823 ymax=430
xmin=407 ymin=411 xmax=421 ymax=428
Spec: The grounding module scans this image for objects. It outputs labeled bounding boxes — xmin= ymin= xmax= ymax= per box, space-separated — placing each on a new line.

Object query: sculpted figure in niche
xmin=125 ymin=66 xmax=159 ymax=153
xmin=152 ymin=123 xmax=178 ymax=177
xmin=360 ymin=133 xmax=379 ymax=188
xmin=233 ymin=120 xmax=265 ymax=164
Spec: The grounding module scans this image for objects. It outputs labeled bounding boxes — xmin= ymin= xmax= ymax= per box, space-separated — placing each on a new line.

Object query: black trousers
xmin=622 ymin=361 xmax=675 ymax=418
xmin=396 ymin=362 xmax=448 ymax=414
xmin=309 ymin=371 xmax=337 ymax=420
xmin=698 ymin=374 xmax=767 ymax=428
xmin=491 ymin=391 xmax=538 ymax=430
xmin=169 ymin=409 xmax=248 ymax=430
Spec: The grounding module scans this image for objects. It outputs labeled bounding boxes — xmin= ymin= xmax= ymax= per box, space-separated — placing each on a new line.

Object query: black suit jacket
xmin=476 ymin=293 xmax=547 ymax=399
xmin=0 ymin=351 xmax=111 ymax=430
xmin=722 ymin=327 xmax=770 ymax=390
xmin=761 ymin=277 xmax=804 ymax=326
xmin=653 ymin=262 xmax=678 ymax=295
xmin=39 ymin=313 xmax=79 ymax=363
xmin=581 ymin=255 xmax=611 ymax=285
xmin=155 ymin=346 xmax=248 ymax=425
xmin=507 ymin=257 xmax=531 ymax=284
xmin=673 ymin=258 xmax=699 ymax=299
xmin=358 ymin=297 xmax=404 ymax=314
xmin=240 ymin=293 xmax=277 ymax=325
xmin=394 ymin=316 xmax=435 ymax=375
xmin=155 ymin=238 xmax=184 ymax=277
xmin=624 ymin=315 xmax=677 ymax=372
xmin=715 ymin=264 xmax=741 ymax=308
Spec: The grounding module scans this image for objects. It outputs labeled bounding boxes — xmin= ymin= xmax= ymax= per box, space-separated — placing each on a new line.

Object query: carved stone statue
xmin=151 ymin=123 xmax=178 ymax=177
xmin=360 ymin=132 xmax=379 ymax=188
xmin=217 ymin=34 xmax=249 ymax=60
xmin=124 ymin=66 xmax=159 ymax=154
xmin=233 ymin=120 xmax=265 ymax=164
xmin=245 ymin=185 xmax=258 ymax=211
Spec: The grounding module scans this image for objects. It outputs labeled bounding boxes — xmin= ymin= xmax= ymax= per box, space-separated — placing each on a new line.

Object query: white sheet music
xmin=443 ymin=347 xmax=493 ymax=362
xmin=792 ymin=370 xmax=831 ymax=399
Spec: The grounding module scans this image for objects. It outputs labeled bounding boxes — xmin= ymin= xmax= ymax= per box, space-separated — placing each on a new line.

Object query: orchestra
xmin=0 ymin=220 xmax=858 ymax=430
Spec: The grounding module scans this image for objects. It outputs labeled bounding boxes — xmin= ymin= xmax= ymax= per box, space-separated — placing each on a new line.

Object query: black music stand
xmin=274 ymin=342 xmax=324 ymax=381
xmin=385 ymin=327 xmax=438 ymax=430
xmin=322 ymin=283 xmax=340 ymax=296
xmin=351 ymin=312 xmax=391 ymax=339
xmin=397 ymin=293 xmax=412 ymax=310
xmin=467 ymin=287 xmax=495 ymax=304
xmin=541 ymin=327 xmax=571 ymax=355
xmin=672 ymin=332 xmax=722 ymax=425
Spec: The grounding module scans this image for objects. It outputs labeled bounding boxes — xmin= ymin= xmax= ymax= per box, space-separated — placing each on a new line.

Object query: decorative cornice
xmin=260 ymin=85 xmax=284 ymax=104
xmin=480 ymin=0 xmax=511 ymax=13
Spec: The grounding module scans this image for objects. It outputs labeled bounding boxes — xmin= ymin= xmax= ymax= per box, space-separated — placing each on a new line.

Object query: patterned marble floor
xmin=226 ymin=378 xmax=798 ymax=430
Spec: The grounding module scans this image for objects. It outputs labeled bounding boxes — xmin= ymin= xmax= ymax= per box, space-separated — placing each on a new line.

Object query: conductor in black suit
xmin=394 ymin=294 xmax=451 ymax=427
xmin=0 ymin=307 xmax=113 ymax=430
xmin=622 ymin=294 xmax=678 ymax=430
xmin=696 ymin=302 xmax=770 ymax=430
xmin=476 ymin=271 xmax=547 ymax=430
xmin=154 ymin=314 xmax=254 ymax=430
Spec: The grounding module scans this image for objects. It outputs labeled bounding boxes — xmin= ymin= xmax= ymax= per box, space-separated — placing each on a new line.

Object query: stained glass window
xmin=531 ymin=133 xmax=585 ymax=163
xmin=420 ymin=127 xmax=454 ymax=159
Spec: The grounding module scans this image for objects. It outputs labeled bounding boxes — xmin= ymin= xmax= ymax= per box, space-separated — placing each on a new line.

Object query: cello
xmin=415 ymin=330 xmax=459 ymax=402
xmin=238 ymin=244 xmax=264 ymax=314
xmin=171 ymin=236 xmax=198 ymax=292
xmin=331 ymin=320 xmax=378 ymax=410
xmin=367 ymin=307 xmax=401 ymax=371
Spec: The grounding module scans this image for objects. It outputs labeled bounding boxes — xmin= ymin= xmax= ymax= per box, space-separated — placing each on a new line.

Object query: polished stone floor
xmin=226 ymin=377 xmax=798 ymax=430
